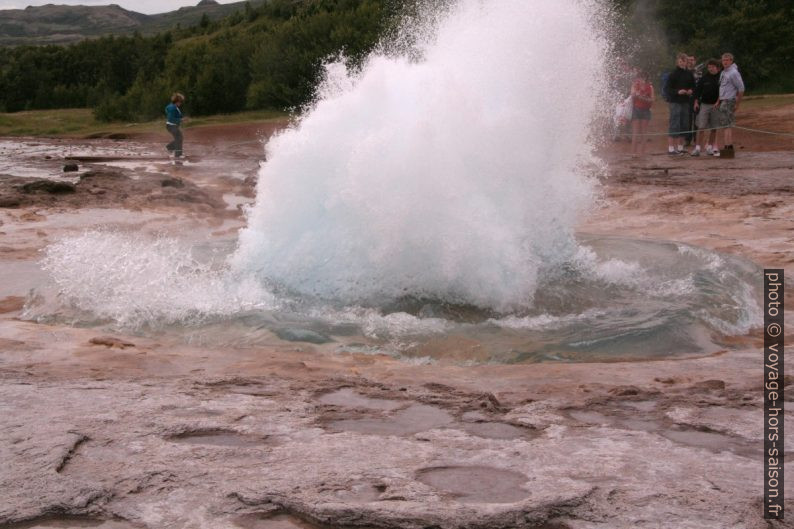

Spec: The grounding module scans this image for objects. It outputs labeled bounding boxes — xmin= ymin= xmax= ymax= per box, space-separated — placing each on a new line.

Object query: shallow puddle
xmin=568 ymin=410 xmax=611 ymax=425
xmin=325 ymin=481 xmax=383 ymax=503
xmin=458 ymin=421 xmax=537 ymax=440
xmin=234 ymin=513 xmax=377 ymax=529
xmin=617 ymin=400 xmax=657 ymax=412
xmin=616 ymin=418 xmax=660 ymax=432
xmin=661 ymin=427 xmax=756 ymax=456
xmin=416 ymin=466 xmax=530 ymax=503
xmin=234 ymin=514 xmax=320 ymax=529
xmin=568 ymin=408 xmax=757 ymax=456
xmin=318 ymin=388 xmax=402 ymax=411
xmin=3 ymin=517 xmax=137 ymax=529
xmin=328 ymin=404 xmax=453 ymax=436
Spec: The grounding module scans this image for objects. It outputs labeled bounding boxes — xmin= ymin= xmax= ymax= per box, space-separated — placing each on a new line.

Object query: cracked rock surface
xmin=1 ymin=134 xmax=792 ymax=528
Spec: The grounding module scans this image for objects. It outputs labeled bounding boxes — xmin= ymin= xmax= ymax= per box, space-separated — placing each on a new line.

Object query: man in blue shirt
xmin=165 ymin=92 xmax=185 ymax=159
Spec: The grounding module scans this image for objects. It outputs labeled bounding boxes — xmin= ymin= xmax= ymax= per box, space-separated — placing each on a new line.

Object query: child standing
xmin=630 ymin=71 xmax=654 ymax=155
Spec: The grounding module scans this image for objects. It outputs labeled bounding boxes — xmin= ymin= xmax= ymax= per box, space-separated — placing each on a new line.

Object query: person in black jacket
xmin=666 ymin=53 xmax=695 ymax=155
xmin=691 ymin=59 xmax=722 ymax=156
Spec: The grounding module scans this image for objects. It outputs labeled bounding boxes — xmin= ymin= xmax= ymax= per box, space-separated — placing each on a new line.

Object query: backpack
xmin=660 ymin=71 xmax=672 ymax=102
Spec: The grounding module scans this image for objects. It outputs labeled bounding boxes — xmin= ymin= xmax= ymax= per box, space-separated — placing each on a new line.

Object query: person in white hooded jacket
xmin=715 ymin=53 xmax=745 ymax=155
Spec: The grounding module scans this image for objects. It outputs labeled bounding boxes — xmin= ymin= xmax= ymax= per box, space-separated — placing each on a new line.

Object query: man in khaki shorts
xmin=715 ymin=52 xmax=745 ymax=157
xmin=691 ymin=59 xmax=722 ymax=156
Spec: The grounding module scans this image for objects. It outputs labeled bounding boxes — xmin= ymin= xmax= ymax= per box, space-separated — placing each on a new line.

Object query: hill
xmin=0 ymin=1 xmax=262 ymax=46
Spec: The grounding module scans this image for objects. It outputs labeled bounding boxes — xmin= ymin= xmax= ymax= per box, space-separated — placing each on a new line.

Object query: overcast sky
xmin=0 ymin=1 xmax=240 ymax=15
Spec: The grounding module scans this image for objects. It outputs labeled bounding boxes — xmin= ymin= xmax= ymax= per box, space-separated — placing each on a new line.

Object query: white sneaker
xmin=705 ymin=145 xmax=713 ymax=155
xmin=712 ymin=149 xmax=720 ymax=157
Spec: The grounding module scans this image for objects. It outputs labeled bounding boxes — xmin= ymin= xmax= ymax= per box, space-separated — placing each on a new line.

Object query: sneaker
xmin=690 ymin=148 xmax=700 ymax=156
xmin=667 ymin=149 xmax=677 ymax=156
xmin=712 ymin=150 xmax=720 ymax=157
xmin=705 ymin=145 xmax=713 ymax=155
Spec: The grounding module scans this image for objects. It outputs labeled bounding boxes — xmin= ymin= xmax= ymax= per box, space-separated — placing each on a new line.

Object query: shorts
xmin=668 ymin=102 xmax=689 ymax=137
xmin=696 ymin=103 xmax=719 ymax=129
xmin=716 ymin=98 xmax=736 ymax=127
xmin=632 ymin=107 xmax=651 ymax=121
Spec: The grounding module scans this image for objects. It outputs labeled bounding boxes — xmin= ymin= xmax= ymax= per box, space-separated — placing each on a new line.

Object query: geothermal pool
xmin=27 ymin=230 xmax=761 ymax=364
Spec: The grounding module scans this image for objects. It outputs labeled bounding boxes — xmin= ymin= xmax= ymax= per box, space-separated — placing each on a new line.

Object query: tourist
xmin=691 ymin=59 xmax=722 ymax=156
xmin=715 ymin=53 xmax=745 ymax=157
xmin=685 ymin=54 xmax=698 ymax=146
xmin=165 ymin=92 xmax=185 ymax=160
xmin=630 ymin=70 xmax=654 ymax=155
xmin=666 ymin=53 xmax=695 ymax=155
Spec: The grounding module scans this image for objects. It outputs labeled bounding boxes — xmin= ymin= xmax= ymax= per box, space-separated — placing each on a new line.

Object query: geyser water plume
xmin=232 ymin=0 xmax=612 ymax=310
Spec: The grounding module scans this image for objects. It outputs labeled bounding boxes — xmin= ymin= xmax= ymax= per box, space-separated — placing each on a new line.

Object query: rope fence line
xmin=615 ymin=124 xmax=794 ymax=138
xmin=226 ymin=125 xmax=794 ymax=141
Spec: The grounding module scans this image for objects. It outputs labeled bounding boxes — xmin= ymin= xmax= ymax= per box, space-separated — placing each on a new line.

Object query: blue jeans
xmin=668 ymin=102 xmax=689 ymax=138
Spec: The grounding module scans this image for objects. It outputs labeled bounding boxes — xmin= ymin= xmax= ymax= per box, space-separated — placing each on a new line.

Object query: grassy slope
xmin=0 ymin=108 xmax=288 ymax=138
xmin=1 ymin=95 xmax=793 ymax=139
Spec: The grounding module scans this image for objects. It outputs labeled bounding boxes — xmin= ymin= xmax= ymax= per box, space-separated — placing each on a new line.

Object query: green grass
xmin=740 ymin=93 xmax=794 ymax=110
xmin=0 ymin=108 xmax=288 ymax=138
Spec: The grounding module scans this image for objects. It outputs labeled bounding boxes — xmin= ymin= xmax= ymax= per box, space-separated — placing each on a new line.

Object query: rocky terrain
xmin=0 ymin=119 xmax=791 ymax=528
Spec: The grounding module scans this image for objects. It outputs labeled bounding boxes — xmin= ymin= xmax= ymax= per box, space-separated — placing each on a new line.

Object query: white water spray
xmin=232 ymin=0 xmax=611 ymax=310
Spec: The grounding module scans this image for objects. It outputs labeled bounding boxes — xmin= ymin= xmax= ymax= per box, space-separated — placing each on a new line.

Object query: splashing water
xmin=30 ymin=0 xmax=763 ymax=362
xmin=231 ymin=0 xmax=610 ymax=310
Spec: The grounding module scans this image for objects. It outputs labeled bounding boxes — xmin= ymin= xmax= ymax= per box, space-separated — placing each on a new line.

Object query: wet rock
xmin=692 ymin=379 xmax=726 ymax=391
xmin=168 ymin=429 xmax=267 ymax=447
xmin=20 ymin=180 xmax=76 ymax=194
xmin=654 ymin=377 xmax=677 ymax=385
xmin=161 ymin=177 xmax=185 ymax=188
xmin=274 ymin=328 xmax=331 ymax=344
xmin=63 ymin=163 xmax=79 ymax=172
xmin=608 ymin=385 xmax=641 ymax=396
xmin=472 ymin=392 xmax=505 ymax=412
xmin=88 ymin=336 xmax=135 ymax=349
xmin=0 ymin=197 xmax=21 ymax=208
xmin=78 ymin=171 xmax=125 ymax=182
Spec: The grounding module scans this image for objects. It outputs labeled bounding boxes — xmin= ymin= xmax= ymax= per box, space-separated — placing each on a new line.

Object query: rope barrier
xmin=616 ymin=124 xmax=794 ymax=138
xmin=735 ymin=125 xmax=794 ymax=138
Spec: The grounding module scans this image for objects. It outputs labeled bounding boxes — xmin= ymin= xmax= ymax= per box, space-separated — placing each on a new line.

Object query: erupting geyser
xmin=231 ymin=0 xmax=611 ymax=310
xmin=34 ymin=0 xmax=762 ymax=362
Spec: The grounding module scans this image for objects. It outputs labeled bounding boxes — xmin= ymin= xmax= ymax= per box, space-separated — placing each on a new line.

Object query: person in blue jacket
xmin=165 ymin=92 xmax=185 ymax=159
